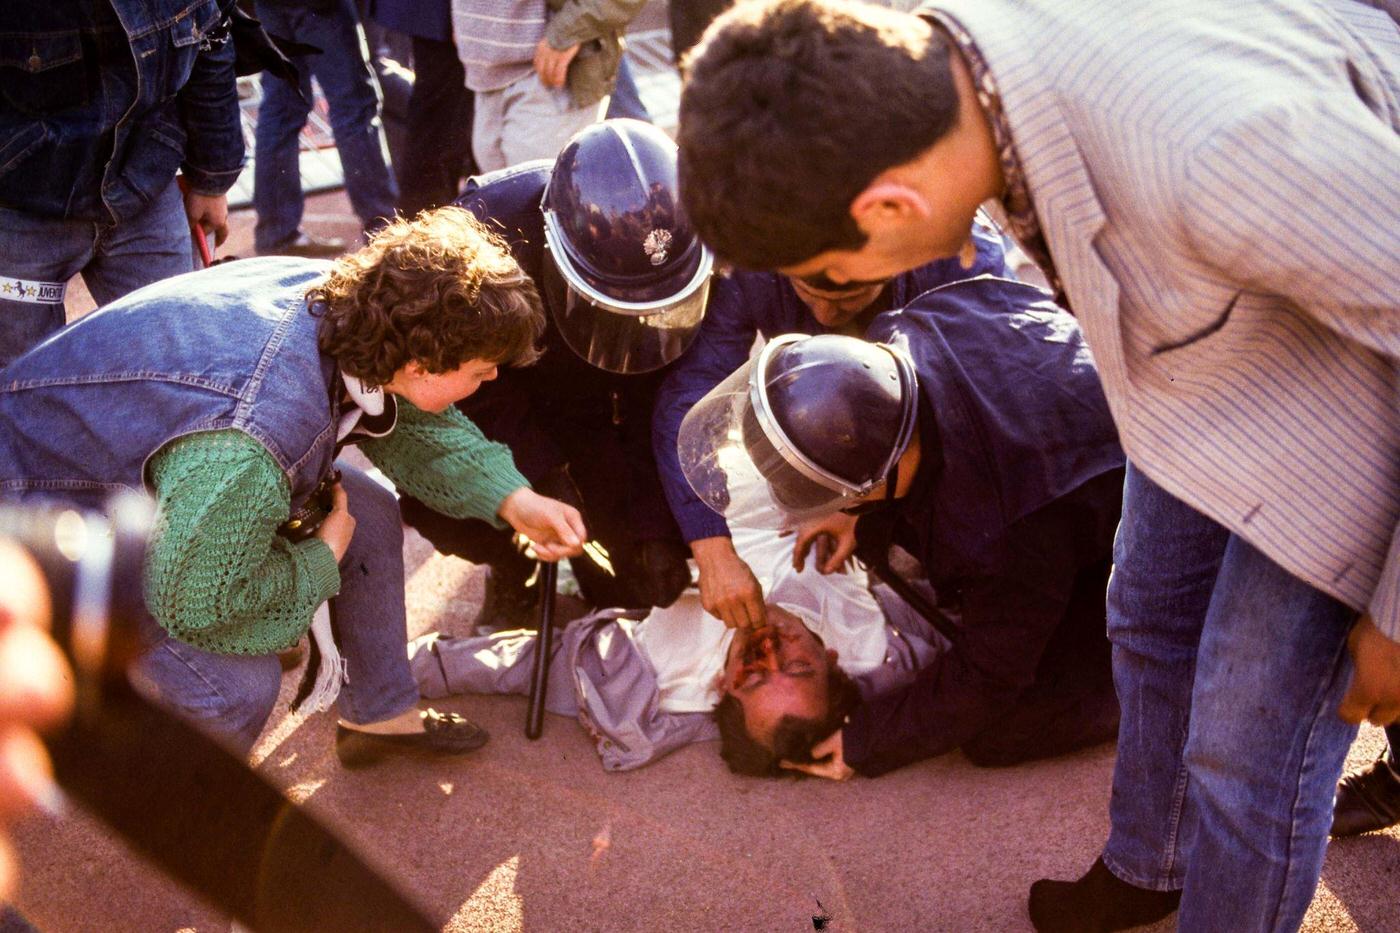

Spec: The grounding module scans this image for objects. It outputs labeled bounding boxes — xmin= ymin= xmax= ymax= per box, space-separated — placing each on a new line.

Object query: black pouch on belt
xmin=278 ymin=468 xmax=342 ymax=543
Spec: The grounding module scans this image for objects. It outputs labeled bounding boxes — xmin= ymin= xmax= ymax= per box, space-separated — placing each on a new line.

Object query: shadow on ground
xmin=14 ymin=516 xmax=1396 ymax=931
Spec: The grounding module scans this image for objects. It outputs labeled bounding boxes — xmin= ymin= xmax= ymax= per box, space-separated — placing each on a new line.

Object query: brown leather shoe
xmin=1331 ymin=754 xmax=1400 ymax=837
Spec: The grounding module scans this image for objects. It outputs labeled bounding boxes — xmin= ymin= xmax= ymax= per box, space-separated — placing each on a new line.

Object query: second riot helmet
xmin=677 ymin=334 xmax=918 ymax=522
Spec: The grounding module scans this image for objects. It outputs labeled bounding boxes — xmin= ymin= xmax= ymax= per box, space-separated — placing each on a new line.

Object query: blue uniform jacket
xmin=652 ymin=222 xmax=1009 ymax=544
xmin=866 ymin=278 xmax=1124 ymax=577
xmin=843 ymin=277 xmax=1125 ymax=775
xmin=451 ymin=161 xmax=680 ymax=543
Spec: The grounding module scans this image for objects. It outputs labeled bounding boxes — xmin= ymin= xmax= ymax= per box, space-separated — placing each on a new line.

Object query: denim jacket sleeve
xmin=177 ymin=25 xmax=245 ymax=196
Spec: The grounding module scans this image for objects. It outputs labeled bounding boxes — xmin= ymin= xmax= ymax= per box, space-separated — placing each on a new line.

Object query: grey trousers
xmin=470 ymin=71 xmax=605 ymax=173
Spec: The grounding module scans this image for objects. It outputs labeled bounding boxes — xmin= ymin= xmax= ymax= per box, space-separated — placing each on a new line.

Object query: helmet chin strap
xmin=840 ymin=459 xmax=900 ymax=517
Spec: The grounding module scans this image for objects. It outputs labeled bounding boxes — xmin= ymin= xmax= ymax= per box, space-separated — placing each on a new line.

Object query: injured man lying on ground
xmin=409 ymin=467 xmax=1119 ymax=776
xmin=409 ymin=517 xmax=945 ymax=772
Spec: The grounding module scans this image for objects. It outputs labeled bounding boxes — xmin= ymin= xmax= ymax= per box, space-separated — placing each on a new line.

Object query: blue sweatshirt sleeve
xmin=653 ymin=275 xmax=764 ymax=543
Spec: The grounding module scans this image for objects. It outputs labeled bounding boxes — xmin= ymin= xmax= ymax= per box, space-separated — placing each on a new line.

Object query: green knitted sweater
xmin=143 ymin=400 xmax=527 ymax=655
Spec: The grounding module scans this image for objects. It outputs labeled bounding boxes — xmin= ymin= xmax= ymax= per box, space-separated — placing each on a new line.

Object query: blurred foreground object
xmin=0 ymin=496 xmax=435 ymax=932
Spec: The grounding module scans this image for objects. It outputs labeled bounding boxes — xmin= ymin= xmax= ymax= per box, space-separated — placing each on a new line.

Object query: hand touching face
xmin=719 ymin=607 xmax=835 ymax=747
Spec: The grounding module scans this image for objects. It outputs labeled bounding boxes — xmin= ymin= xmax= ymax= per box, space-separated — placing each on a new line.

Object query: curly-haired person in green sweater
xmin=0 ymin=208 xmax=587 ymax=766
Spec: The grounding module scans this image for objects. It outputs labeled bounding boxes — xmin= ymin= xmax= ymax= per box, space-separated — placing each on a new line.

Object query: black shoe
xmin=258 ymin=231 xmax=348 ymax=258
xmin=1331 ymin=754 xmax=1400 ymax=837
xmin=1028 ymin=858 xmax=1181 ymax=933
xmin=335 ymin=709 xmax=489 ymax=769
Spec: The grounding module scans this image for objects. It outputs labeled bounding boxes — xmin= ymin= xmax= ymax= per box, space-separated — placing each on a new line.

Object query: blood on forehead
xmin=738 ymin=625 xmax=783 ymax=676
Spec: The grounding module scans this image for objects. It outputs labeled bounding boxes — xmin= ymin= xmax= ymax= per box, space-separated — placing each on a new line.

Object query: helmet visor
xmin=677 ymin=355 xmax=864 ymax=525
xmin=544 ymin=249 xmax=710 ymax=374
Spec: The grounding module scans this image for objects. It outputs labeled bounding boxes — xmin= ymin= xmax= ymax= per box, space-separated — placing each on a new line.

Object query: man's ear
xmin=850 ymin=181 xmax=932 ymax=233
xmin=826 ymin=648 xmax=839 ymax=669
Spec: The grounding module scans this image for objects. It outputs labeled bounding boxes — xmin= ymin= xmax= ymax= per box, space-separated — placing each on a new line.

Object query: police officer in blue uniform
xmin=680 ymin=276 xmax=1126 ymax=776
xmin=400 ymin=119 xmax=711 ymax=622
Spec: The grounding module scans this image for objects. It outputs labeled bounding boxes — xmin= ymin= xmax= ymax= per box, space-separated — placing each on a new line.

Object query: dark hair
xmin=312 ymin=207 xmax=544 ymax=387
xmin=677 ymin=0 xmax=959 ymax=271
xmin=714 ymin=664 xmax=863 ymax=777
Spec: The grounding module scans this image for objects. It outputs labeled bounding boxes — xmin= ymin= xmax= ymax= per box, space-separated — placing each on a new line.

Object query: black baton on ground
xmin=525 ymin=560 xmax=558 ymax=739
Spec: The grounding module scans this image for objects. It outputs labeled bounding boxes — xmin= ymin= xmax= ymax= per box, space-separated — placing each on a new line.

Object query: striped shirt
xmin=932 ymin=0 xmax=1400 ymax=637
xmin=452 ymin=0 xmax=548 ymax=92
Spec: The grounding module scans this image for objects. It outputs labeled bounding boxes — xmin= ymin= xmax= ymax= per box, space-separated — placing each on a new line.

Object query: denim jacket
xmin=0 ymin=258 xmax=339 ymax=514
xmin=0 ymin=0 xmax=245 ymax=222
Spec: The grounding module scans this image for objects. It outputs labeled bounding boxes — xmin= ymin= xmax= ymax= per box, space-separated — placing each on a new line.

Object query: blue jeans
xmin=1103 ymin=463 xmax=1359 ymax=932
xmin=0 ymin=178 xmax=193 ymax=367
xmin=253 ymin=0 xmax=398 ymax=251
xmin=130 ymin=463 xmax=420 ymax=756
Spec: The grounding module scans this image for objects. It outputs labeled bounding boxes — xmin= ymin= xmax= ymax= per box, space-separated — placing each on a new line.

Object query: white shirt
xmin=632 ymin=512 xmax=890 ymax=713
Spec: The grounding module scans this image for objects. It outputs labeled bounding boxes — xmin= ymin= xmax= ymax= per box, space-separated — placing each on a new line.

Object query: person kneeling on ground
xmin=400 ymin=120 xmax=708 ymax=625
xmin=0 ymin=208 xmax=585 ymax=766
xmin=679 ymin=277 xmax=1126 ymax=779
xmin=652 ymin=215 xmax=1009 ymax=631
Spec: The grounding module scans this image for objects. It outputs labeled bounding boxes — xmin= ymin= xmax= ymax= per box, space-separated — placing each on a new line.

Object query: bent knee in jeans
xmin=130 ymin=636 xmax=283 ymax=757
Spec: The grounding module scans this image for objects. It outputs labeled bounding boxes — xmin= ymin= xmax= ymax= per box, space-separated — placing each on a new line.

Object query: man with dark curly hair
xmin=0 ymin=208 xmax=587 ymax=766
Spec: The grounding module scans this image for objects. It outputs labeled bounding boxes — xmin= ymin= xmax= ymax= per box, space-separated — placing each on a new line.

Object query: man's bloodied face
xmin=719 ymin=606 xmax=838 ymax=748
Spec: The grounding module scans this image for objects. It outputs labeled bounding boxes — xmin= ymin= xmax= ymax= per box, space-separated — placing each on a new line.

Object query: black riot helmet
xmin=678 ymin=334 xmax=919 ymax=521
xmin=541 ymin=119 xmax=714 ymax=374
